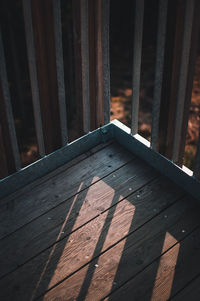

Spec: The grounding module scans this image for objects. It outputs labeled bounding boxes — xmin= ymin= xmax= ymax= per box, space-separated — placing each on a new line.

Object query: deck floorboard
xmin=0 ymin=143 xmax=199 ymax=301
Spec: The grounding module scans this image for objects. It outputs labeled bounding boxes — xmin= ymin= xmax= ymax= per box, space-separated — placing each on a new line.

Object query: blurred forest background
xmin=0 ymin=0 xmax=199 ymax=170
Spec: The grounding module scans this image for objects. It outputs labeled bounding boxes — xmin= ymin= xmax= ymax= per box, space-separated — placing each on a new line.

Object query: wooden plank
xmin=0 ymin=142 xmax=133 ymax=239
xmin=0 ymin=140 xmax=114 ymax=206
xmin=0 ymin=123 xmax=114 ymax=200
xmin=108 ymin=222 xmax=200 ymax=301
xmin=171 ymin=274 xmax=200 ymax=301
xmin=177 ymin=0 xmax=200 ymax=166
xmin=0 ymin=30 xmax=21 ymax=171
xmin=112 ymin=119 xmax=200 ymax=201
xmin=95 ymin=0 xmax=110 ymax=127
xmin=72 ymin=0 xmax=84 ymax=136
xmin=22 ymin=0 xmax=45 ymax=157
xmin=0 ymin=176 xmax=184 ymax=300
xmin=151 ymin=0 xmax=168 ymax=150
xmin=158 ymin=0 xmax=185 ymax=159
xmin=0 ymin=157 xmax=160 ymax=278
xmin=172 ymin=0 xmax=195 ymax=163
xmin=131 ymin=0 xmax=144 ymax=135
xmin=101 ymin=0 xmax=110 ymax=125
xmin=52 ymin=0 xmax=68 ymax=145
xmin=80 ymin=0 xmax=90 ymax=133
xmin=39 ymin=194 xmax=197 ymax=301
xmin=30 ymin=0 xmax=62 ymax=153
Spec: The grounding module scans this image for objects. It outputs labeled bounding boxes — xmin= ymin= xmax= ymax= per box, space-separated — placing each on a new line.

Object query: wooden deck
xmin=0 ymin=141 xmax=200 ymax=301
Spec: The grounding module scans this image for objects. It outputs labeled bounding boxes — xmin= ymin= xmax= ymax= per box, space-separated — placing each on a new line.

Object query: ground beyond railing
xmin=0 ymin=0 xmax=200 ymax=182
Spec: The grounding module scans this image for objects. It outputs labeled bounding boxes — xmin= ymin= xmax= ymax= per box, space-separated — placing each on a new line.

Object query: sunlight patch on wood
xmin=85 ymin=199 xmax=135 ymax=300
xmin=151 ymin=232 xmax=180 ymax=301
xmin=47 ymin=178 xmax=115 ymax=291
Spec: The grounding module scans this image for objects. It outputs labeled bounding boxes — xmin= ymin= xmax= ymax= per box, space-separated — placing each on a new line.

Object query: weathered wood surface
xmin=0 ymin=156 xmax=160 ymax=278
xmin=171 ymin=274 xmax=200 ymax=301
xmin=41 ymin=195 xmax=198 ymax=301
xmin=0 ymin=142 xmax=132 ymax=239
xmin=0 ymin=143 xmax=199 ymax=301
xmin=108 ymin=223 xmax=200 ymax=301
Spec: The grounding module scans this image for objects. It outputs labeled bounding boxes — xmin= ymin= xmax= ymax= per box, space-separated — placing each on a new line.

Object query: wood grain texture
xmin=0 ymin=156 xmax=159 ymax=278
xmin=41 ymin=195 xmax=199 ymax=301
xmin=0 ymin=174 xmax=184 ymax=300
xmin=0 ymin=143 xmax=133 ymax=239
xmin=0 ymin=140 xmax=113 ymax=206
xmin=107 ymin=204 xmax=200 ymax=301
xmin=171 ymin=274 xmax=200 ymax=301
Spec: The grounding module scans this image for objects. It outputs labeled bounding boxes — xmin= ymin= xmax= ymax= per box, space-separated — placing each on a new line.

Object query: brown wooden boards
xmin=0 ymin=175 xmax=184 ymax=300
xmin=0 ymin=157 xmax=159 ymax=278
xmin=40 ymin=195 xmax=200 ymax=301
xmin=106 ymin=207 xmax=200 ymax=301
xmin=0 ymin=143 xmax=133 ymax=239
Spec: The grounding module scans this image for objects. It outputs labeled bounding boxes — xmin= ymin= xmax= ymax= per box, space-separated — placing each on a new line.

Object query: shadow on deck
xmin=0 ymin=141 xmax=200 ymax=301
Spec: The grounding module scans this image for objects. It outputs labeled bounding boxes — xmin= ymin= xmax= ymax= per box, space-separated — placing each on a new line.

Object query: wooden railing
xmin=0 ymin=0 xmax=200 ymax=181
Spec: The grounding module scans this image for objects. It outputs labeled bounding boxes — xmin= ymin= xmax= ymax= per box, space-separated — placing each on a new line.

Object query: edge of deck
xmin=0 ymin=119 xmax=199 ymax=200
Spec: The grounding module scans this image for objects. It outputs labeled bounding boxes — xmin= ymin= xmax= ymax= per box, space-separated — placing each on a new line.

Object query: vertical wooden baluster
xmin=172 ymin=0 xmax=195 ymax=163
xmin=131 ymin=0 xmax=144 ymax=135
xmin=52 ymin=0 xmax=68 ymax=145
xmin=22 ymin=0 xmax=45 ymax=157
xmin=0 ymin=30 xmax=21 ymax=172
xmin=151 ymin=0 xmax=168 ymax=150
xmin=100 ymin=0 xmax=110 ymax=125
xmin=80 ymin=0 xmax=90 ymax=133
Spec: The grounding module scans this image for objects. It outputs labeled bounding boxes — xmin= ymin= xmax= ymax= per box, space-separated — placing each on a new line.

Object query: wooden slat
xmin=0 ymin=141 xmax=114 ymax=206
xmin=108 ymin=223 xmax=200 ymax=301
xmin=22 ymin=0 xmax=45 ymax=157
xmin=40 ymin=193 xmax=195 ymax=301
xmin=95 ymin=0 xmax=110 ymax=127
xmin=52 ymin=0 xmax=68 ymax=145
xmin=194 ymin=130 xmax=200 ymax=179
xmin=30 ymin=0 xmax=63 ymax=154
xmin=172 ymin=0 xmax=195 ymax=163
xmin=151 ymin=0 xmax=168 ymax=150
xmin=112 ymin=119 xmax=200 ymax=201
xmin=158 ymin=0 xmax=185 ymax=159
xmin=131 ymin=0 xmax=144 ymax=135
xmin=0 ymin=157 xmax=159 ymax=278
xmin=0 ymin=176 xmax=185 ymax=300
xmin=80 ymin=0 xmax=90 ymax=133
xmin=0 ymin=30 xmax=21 ymax=171
xmin=101 ymin=0 xmax=110 ymax=125
xmin=0 ymin=143 xmax=133 ymax=239
xmin=177 ymin=0 xmax=200 ymax=166
xmin=0 ymin=123 xmax=114 ymax=200
xmin=171 ymin=274 xmax=200 ymax=301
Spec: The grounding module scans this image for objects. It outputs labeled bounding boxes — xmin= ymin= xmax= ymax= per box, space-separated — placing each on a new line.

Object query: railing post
xmin=131 ymin=0 xmax=144 ymax=135
xmin=24 ymin=0 xmax=64 ymax=154
xmin=158 ymin=0 xmax=186 ymax=161
xmin=0 ymin=30 xmax=21 ymax=175
xmin=22 ymin=0 xmax=45 ymax=157
xmin=81 ymin=0 xmax=90 ymax=133
xmin=52 ymin=0 xmax=68 ymax=145
xmin=151 ymin=0 xmax=168 ymax=150
xmin=172 ymin=0 xmax=195 ymax=164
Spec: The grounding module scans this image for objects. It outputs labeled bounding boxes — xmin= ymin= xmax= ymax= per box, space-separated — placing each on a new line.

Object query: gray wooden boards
xmin=0 ymin=145 xmax=185 ymax=300
xmin=1 ymin=119 xmax=200 ymax=201
xmin=0 ymin=123 xmax=113 ymax=200
xmin=112 ymin=119 xmax=200 ymax=201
